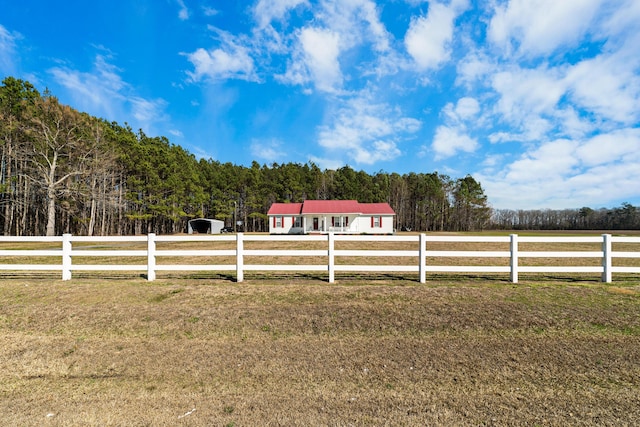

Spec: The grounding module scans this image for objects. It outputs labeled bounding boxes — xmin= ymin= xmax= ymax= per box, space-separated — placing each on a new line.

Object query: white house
xmin=267 ymin=200 xmax=395 ymax=234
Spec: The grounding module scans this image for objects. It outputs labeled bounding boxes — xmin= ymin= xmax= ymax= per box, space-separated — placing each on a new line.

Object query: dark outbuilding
xmin=187 ymin=218 xmax=224 ymax=234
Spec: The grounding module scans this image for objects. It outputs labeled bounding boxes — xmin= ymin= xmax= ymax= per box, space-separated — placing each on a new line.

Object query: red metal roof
xmin=268 ymin=200 xmax=395 ymax=215
xmin=358 ymin=202 xmax=396 ymax=215
xmin=301 ymin=200 xmax=361 ymax=214
xmin=267 ymin=202 xmax=303 ymax=215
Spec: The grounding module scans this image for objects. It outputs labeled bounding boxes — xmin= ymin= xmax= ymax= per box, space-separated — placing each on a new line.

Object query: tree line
xmin=4 ymin=76 xmax=636 ymax=236
xmin=492 ymin=203 xmax=640 ymax=231
xmin=0 ymin=77 xmax=494 ymax=236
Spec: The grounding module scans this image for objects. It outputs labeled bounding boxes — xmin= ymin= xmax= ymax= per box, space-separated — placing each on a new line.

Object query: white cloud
xmin=355 ymin=0 xmax=390 ymax=52
xmin=431 ymin=125 xmax=478 ymax=160
xmin=599 ymin=0 xmax=640 ymax=39
xmin=202 ymin=7 xmax=219 ymax=17
xmin=478 ymin=129 xmax=640 ymax=209
xmin=353 ymin=140 xmax=401 ymax=164
xmin=318 ymin=95 xmax=420 ymax=164
xmin=444 ymin=97 xmax=480 ymax=122
xmin=455 ymin=97 xmax=480 ymax=119
xmin=49 ymin=55 xmax=126 ymax=118
xmin=317 ymin=0 xmax=391 ymax=53
xmin=49 ymin=54 xmax=167 ymax=134
xmin=250 ymin=138 xmax=287 ymax=162
xmin=455 ymin=52 xmax=494 ymax=88
xmin=297 ymin=27 xmax=343 ymax=92
xmin=187 ymin=47 xmax=255 ymax=81
xmin=488 ymin=0 xmax=603 ymax=58
xmin=505 ymin=139 xmax=579 ymax=181
xmin=176 ymin=0 xmax=189 ymax=20
xmin=253 ymin=0 xmax=308 ymax=28
xmin=130 ymin=96 xmax=168 ymax=125
xmin=566 ymin=52 xmax=640 ymax=124
xmin=404 ymin=0 xmax=468 ymax=70
xmin=576 ymin=128 xmax=640 ymax=167
xmin=0 ymin=24 xmax=18 ymax=75
xmin=186 ymin=29 xmax=256 ymax=82
xmin=277 ymin=54 xmax=310 ymax=88
xmin=555 ymin=107 xmax=594 ymax=139
xmin=482 ymin=154 xmax=504 ymax=168
xmin=308 ymin=155 xmax=344 ymax=170
xmin=277 ymin=0 xmax=392 ymax=92
xmin=480 ymin=0 xmax=640 ymax=139
xmin=433 ymin=97 xmax=482 ymax=160
xmin=488 ymin=116 xmax=552 ymax=144
xmin=491 ymin=65 xmax=567 ymax=122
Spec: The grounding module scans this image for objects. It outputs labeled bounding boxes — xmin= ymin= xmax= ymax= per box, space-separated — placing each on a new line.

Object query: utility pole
xmin=233 ymin=201 xmax=237 ymax=233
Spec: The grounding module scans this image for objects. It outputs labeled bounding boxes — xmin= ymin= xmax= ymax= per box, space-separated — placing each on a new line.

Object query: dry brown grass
xmin=1 ymin=277 xmax=639 ymax=426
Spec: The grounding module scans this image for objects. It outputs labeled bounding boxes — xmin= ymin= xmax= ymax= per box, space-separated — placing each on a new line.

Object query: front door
xmin=313 ymin=217 xmax=319 ymax=231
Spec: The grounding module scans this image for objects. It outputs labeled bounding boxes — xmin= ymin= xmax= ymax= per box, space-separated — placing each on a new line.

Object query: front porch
xmin=306 ymin=226 xmax=361 ymax=234
xmin=303 ymin=215 xmax=358 ymax=234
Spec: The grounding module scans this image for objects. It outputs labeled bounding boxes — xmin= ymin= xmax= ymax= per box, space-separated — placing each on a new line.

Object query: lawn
xmin=1 ymin=277 xmax=639 ymax=425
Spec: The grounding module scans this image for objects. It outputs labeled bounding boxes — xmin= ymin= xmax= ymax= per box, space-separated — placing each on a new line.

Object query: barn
xmin=187 ymin=218 xmax=225 ymax=234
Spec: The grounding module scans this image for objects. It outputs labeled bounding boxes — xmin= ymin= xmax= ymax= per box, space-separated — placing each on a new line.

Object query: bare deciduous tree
xmin=23 ymin=96 xmax=92 ymax=236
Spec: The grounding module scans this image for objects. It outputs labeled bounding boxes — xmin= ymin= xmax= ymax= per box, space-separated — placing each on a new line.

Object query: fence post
xmin=510 ymin=234 xmax=518 ymax=283
xmin=419 ymin=233 xmax=426 ymax=284
xmin=602 ymin=233 xmax=612 ymax=283
xmin=328 ymin=232 xmax=335 ymax=283
xmin=62 ymin=233 xmax=72 ymax=281
xmin=147 ymin=233 xmax=156 ymax=281
xmin=236 ymin=232 xmax=244 ymax=283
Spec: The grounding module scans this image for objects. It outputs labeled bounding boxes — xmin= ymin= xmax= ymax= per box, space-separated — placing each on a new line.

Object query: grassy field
xmin=1 ymin=275 xmax=639 ymax=426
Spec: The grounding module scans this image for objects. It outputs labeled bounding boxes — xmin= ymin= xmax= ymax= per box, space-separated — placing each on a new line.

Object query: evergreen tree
xmin=0 ymin=77 xmax=503 ymax=235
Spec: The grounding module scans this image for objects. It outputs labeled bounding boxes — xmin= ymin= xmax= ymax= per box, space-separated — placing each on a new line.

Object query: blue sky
xmin=1 ymin=0 xmax=639 ymax=210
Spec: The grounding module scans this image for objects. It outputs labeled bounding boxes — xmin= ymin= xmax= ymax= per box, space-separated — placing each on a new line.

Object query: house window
xmin=293 ymin=217 xmax=302 ymax=228
xmin=275 ymin=216 xmax=282 ymax=228
xmin=331 ymin=217 xmax=349 ymax=227
xmin=372 ymin=216 xmax=381 ymax=228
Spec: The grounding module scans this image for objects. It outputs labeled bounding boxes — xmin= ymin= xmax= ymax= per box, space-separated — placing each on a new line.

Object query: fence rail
xmin=0 ymin=233 xmax=638 ymax=283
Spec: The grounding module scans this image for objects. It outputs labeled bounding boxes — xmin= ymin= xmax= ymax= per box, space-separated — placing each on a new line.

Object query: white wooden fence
xmin=0 ymin=233 xmax=639 ymax=283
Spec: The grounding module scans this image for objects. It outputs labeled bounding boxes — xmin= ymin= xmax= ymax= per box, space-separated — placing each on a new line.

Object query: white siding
xmin=269 ymin=216 xmax=304 ymax=234
xmin=357 ymin=215 xmax=394 ymax=234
